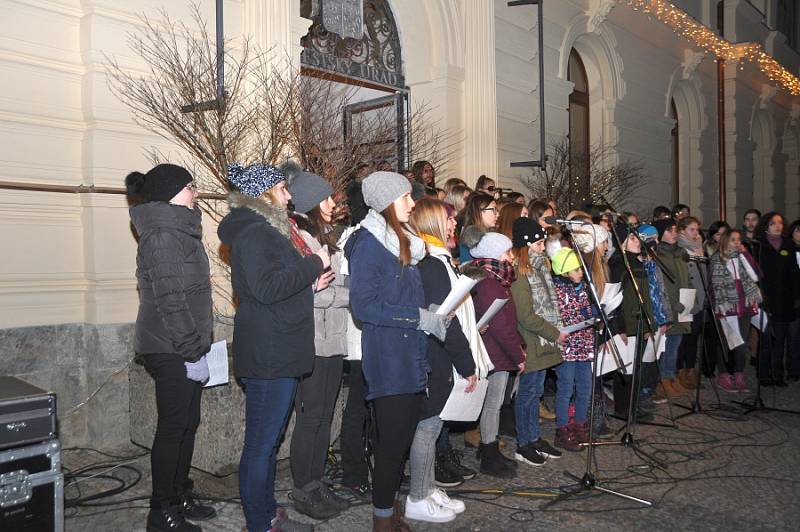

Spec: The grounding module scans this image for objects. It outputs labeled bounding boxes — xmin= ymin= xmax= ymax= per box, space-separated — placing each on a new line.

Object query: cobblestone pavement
xmin=64 ymin=370 xmax=800 ymax=531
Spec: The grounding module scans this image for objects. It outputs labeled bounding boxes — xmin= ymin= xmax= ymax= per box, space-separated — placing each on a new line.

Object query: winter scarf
xmin=472 ymin=257 xmax=516 ymax=287
xmin=360 ymin=209 xmax=426 ymax=265
xmin=766 ymin=233 xmax=783 ymax=251
xmin=527 ymin=250 xmax=563 ymax=328
xmin=643 ymin=259 xmax=672 ymax=326
xmin=428 ymin=244 xmax=494 ymax=378
xmin=709 ymin=251 xmax=762 ymax=317
xmin=677 ymin=233 xmax=704 ymax=257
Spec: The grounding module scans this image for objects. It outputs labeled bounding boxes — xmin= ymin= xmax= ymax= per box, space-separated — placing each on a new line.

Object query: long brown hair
xmin=583 ymin=249 xmax=608 ymax=296
xmin=497 ymin=202 xmax=525 ymax=239
xmin=512 ymin=247 xmax=532 ymax=276
xmin=293 ymin=205 xmax=339 ymax=252
xmin=381 ymin=203 xmax=412 ymax=266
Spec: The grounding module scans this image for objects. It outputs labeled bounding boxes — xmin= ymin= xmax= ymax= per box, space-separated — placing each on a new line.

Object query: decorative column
xmin=243 ymin=0 xmax=311 ymax=70
xmin=463 ymin=0 xmax=499 ymax=184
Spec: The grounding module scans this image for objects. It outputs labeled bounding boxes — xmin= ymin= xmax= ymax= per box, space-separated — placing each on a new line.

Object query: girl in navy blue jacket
xmin=344 ymin=171 xmax=449 ymax=532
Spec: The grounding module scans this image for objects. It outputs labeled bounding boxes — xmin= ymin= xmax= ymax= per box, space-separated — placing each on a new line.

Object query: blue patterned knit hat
xmin=227 ymin=163 xmax=285 ymax=198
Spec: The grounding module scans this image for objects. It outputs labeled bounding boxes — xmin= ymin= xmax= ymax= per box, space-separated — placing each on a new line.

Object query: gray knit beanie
xmin=281 ymin=161 xmax=333 ymax=214
xmin=361 ymin=171 xmax=412 ymax=213
xmin=470 ymin=232 xmax=513 ymax=260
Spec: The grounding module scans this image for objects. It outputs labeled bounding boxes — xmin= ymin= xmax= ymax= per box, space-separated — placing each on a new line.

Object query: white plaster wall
xmin=0 ymin=0 xmax=798 ymax=331
xmin=493 ymin=0 xmax=799 ymax=224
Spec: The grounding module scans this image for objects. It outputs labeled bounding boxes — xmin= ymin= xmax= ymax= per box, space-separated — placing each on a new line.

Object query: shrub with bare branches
xmin=106 ymin=4 xmax=458 ymax=317
xmin=522 ymin=136 xmax=646 ymax=214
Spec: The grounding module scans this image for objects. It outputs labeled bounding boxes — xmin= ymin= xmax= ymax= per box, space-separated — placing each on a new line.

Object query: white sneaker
xmin=429 ymin=488 xmax=465 ymax=514
xmin=404 ymin=495 xmax=457 ymax=523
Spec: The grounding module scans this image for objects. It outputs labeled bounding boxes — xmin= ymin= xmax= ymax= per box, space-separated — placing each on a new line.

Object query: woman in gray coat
xmin=285 ymin=163 xmax=352 ymax=520
xmin=126 ymin=164 xmax=216 ymax=532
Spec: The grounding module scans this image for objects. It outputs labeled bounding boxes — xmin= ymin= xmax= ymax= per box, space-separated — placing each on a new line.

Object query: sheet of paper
xmin=475 ymin=298 xmax=508 ymax=330
xmin=642 ymin=331 xmax=666 ymax=362
xmin=678 ymin=288 xmax=697 ymax=323
xmin=720 ymin=315 xmax=745 ymax=349
xmin=594 ymin=334 xmax=635 ymax=376
xmin=204 ymin=340 xmax=229 ymax=388
xmin=602 ymin=292 xmax=624 ymax=315
xmin=439 ymin=375 xmax=489 ymax=422
xmin=436 ymin=275 xmax=478 ymax=317
xmin=560 ymin=318 xmax=596 ymax=334
xmin=750 ymin=309 xmax=768 ymax=332
xmin=600 ymin=283 xmax=621 ymax=306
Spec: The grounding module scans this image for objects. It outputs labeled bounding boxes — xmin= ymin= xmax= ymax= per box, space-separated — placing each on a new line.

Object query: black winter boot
xmin=478 ymin=441 xmax=516 ymax=479
xmin=146 ymin=504 xmax=201 ymax=532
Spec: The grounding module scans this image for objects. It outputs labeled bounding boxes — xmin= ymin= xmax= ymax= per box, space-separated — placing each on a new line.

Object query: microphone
xmin=544 ymin=216 xmax=591 ymax=226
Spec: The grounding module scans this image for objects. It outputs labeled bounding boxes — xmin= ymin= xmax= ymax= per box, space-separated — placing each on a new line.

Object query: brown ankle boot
xmin=373 ymin=514 xmax=394 ymax=532
xmin=392 ymin=500 xmax=412 ymax=532
xmin=464 ymin=426 xmax=481 ymax=448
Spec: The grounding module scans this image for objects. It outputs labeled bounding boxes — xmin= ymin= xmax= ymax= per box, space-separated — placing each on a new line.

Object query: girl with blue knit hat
xmin=218 ymin=162 xmax=329 ymax=532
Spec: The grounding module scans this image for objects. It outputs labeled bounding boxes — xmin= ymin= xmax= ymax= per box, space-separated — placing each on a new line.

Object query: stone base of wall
xmin=0 ymin=322 xmax=135 ymax=449
xmin=128 ymin=359 xmax=347 ymax=476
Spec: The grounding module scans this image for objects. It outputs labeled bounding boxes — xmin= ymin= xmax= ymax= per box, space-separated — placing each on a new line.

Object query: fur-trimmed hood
xmin=460 ymin=225 xmax=486 ymax=251
xmin=460 ymin=261 xmax=489 ymax=281
xmin=218 ymin=191 xmax=291 ymax=245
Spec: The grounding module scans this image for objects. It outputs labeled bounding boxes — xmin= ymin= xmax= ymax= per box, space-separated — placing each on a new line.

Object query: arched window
xmin=568 ymin=49 xmax=590 ymax=210
xmin=300 ymin=0 xmax=404 ymax=90
xmin=670 ymin=99 xmax=679 ymax=204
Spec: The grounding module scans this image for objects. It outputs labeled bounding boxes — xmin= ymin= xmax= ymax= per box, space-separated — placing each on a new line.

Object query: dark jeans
xmin=340 ymin=360 xmax=371 ymax=486
xmin=717 ymin=316 xmax=750 ymax=374
xmin=290 ymin=356 xmax=344 ymax=490
xmin=239 ymin=377 xmax=297 ymax=532
xmin=371 ymin=393 xmax=423 ymax=510
xmin=515 ymin=370 xmax=546 ymax=445
xmin=789 ymin=318 xmax=800 ymax=377
xmin=761 ymin=320 xmax=791 ymax=382
xmin=677 ymin=314 xmax=702 ymax=371
xmin=143 ymin=354 xmax=202 ymax=509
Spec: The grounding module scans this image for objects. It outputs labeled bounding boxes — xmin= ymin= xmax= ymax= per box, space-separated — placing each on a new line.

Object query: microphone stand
xmin=543 ymin=227 xmax=651 ymax=509
xmin=674 ymin=258 xmax=725 ymax=419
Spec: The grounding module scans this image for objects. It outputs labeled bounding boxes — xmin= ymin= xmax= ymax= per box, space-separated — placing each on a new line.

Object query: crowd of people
xmin=126 ymin=161 xmax=800 ymax=532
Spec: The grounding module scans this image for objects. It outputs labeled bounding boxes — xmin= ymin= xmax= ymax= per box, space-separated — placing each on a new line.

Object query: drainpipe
xmin=717 ymin=1 xmax=727 ymax=221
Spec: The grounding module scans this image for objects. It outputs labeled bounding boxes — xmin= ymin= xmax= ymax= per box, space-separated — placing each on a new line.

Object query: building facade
xmin=0 ymin=0 xmax=798 ymax=447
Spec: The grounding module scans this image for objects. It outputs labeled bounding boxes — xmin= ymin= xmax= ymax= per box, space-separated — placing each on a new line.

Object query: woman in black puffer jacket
xmin=126 ymin=164 xmax=216 ymax=532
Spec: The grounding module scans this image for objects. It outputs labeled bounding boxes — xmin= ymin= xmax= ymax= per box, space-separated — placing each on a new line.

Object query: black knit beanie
xmin=125 ymin=164 xmax=193 ymax=203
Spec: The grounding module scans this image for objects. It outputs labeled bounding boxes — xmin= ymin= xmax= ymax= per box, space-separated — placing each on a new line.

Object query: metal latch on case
xmin=0 ymin=470 xmax=32 ymax=508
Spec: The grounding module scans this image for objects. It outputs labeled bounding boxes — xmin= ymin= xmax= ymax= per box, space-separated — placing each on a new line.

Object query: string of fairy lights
xmin=626 ymin=0 xmax=800 ymax=96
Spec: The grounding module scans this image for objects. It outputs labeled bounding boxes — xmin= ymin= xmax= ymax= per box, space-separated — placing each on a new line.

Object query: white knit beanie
xmin=470 ymin=232 xmax=513 ymax=260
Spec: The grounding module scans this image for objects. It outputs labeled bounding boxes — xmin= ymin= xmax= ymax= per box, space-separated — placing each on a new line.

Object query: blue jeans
xmin=239 ymin=377 xmax=297 ymax=532
xmin=659 ymin=335 xmax=683 ymax=379
xmin=554 ymin=361 xmax=592 ymax=427
xmin=514 ymin=370 xmax=546 ymax=446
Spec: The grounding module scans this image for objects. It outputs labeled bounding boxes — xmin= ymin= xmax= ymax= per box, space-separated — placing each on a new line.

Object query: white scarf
xmin=361 ymin=209 xmax=426 ymax=265
xmin=428 ymin=245 xmax=494 ymax=378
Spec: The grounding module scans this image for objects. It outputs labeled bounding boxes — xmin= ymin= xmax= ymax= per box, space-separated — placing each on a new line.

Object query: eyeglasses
xmin=481 ymin=207 xmax=498 ymax=213
xmin=185 ymin=182 xmax=197 ymax=191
